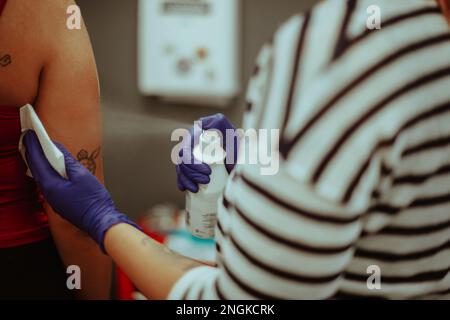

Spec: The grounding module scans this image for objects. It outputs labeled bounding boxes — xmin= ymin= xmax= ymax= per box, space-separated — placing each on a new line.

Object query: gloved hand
xmin=176 ymin=113 xmax=239 ymax=193
xmin=23 ymin=131 xmax=141 ymax=253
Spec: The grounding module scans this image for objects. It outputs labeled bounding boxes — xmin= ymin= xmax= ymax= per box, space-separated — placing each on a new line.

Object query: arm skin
xmin=104 ymin=223 xmax=213 ymax=300
xmin=33 ymin=0 xmax=111 ymax=299
xmin=438 ymin=0 xmax=450 ymax=25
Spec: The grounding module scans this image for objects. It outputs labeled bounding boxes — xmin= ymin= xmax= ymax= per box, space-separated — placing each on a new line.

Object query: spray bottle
xmin=185 ymin=130 xmax=228 ymax=239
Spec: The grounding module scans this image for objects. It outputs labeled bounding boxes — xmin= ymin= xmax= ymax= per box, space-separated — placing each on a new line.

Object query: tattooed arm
xmin=104 ymin=223 xmax=213 ymax=300
xmin=32 ymin=0 xmax=111 ymax=299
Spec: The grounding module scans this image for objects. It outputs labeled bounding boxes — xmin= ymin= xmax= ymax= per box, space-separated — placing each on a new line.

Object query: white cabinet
xmin=138 ymin=0 xmax=241 ymax=107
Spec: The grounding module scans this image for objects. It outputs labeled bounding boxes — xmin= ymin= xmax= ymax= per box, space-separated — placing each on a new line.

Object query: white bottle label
xmin=186 ymin=210 xmax=217 ymax=239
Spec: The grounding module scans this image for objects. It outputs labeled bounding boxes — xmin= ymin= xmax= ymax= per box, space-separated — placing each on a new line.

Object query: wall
xmin=77 ymin=0 xmax=316 ymax=218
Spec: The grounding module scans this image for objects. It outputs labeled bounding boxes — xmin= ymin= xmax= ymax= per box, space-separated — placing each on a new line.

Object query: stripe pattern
xmin=168 ymin=0 xmax=450 ymax=300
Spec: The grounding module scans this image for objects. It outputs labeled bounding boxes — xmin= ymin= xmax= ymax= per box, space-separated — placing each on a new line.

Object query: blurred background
xmin=76 ymin=0 xmax=316 ymax=220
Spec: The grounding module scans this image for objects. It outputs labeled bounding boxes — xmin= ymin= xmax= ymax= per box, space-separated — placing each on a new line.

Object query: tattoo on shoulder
xmin=77 ymin=147 xmax=101 ymax=174
xmin=0 ymin=54 xmax=12 ymax=67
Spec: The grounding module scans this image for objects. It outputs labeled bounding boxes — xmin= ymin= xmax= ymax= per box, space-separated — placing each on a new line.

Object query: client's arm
xmin=34 ymin=0 xmax=111 ymax=299
xmin=105 ymin=224 xmax=207 ymax=300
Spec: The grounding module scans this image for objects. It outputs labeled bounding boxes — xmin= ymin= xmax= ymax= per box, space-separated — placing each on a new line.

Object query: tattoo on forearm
xmin=141 ymin=237 xmax=201 ymax=271
xmin=77 ymin=147 xmax=100 ymax=174
xmin=0 ymin=54 xmax=11 ymax=67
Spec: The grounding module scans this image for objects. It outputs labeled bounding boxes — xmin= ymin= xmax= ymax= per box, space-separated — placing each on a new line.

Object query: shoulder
xmin=0 ymin=0 xmax=81 ymax=105
xmin=7 ymin=0 xmax=90 ymax=61
xmin=281 ymin=0 xmax=449 ymax=207
xmin=5 ymin=0 xmax=76 ymax=34
xmin=292 ymin=0 xmax=448 ymax=128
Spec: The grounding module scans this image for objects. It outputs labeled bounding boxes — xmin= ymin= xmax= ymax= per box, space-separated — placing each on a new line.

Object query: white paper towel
xmin=18 ymin=104 xmax=68 ymax=179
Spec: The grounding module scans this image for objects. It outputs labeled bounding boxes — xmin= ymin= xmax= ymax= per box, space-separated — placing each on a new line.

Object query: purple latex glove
xmin=23 ymin=131 xmax=141 ymax=253
xmin=177 ymin=113 xmax=239 ymax=193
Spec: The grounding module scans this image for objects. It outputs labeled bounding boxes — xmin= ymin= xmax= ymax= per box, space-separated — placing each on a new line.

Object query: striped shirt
xmin=169 ymin=0 xmax=450 ymax=299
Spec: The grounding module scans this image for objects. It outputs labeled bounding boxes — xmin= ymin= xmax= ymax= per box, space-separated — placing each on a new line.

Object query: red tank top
xmin=0 ymin=106 xmax=50 ymax=248
xmin=0 ymin=0 xmax=49 ymax=248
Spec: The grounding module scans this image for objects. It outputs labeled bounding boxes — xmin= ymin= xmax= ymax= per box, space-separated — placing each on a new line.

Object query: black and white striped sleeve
xmin=167 ymin=157 xmax=369 ymax=299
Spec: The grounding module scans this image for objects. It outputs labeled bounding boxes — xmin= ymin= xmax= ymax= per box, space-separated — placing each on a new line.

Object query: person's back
xmin=0 ymin=0 xmax=51 ymax=251
xmin=0 ymin=0 xmax=50 ymax=107
xmin=252 ymin=0 xmax=450 ymax=299
xmin=337 ymin=0 xmax=450 ymax=298
xmin=169 ymin=0 xmax=450 ymax=300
